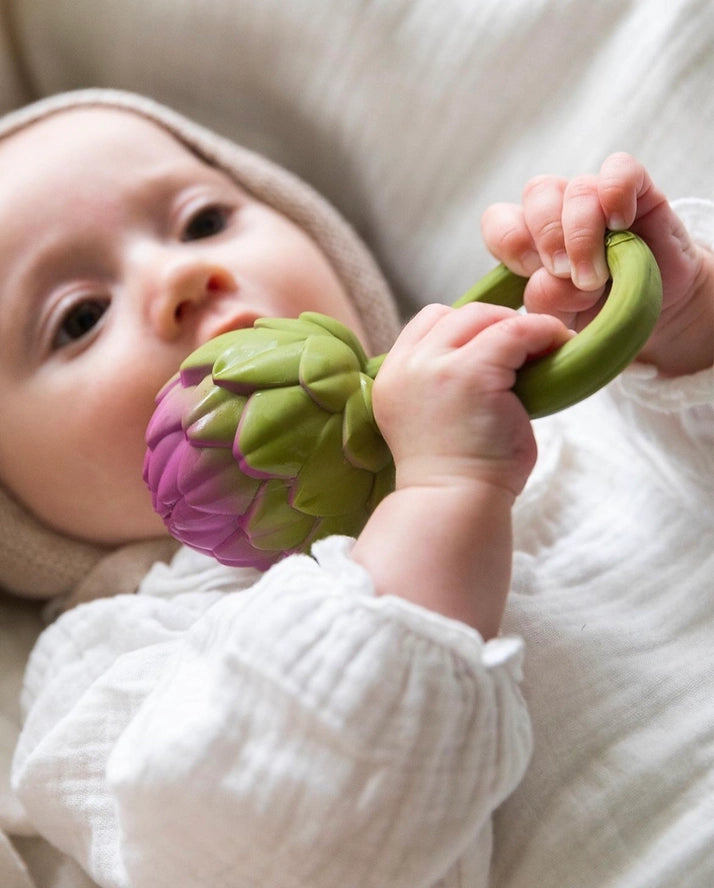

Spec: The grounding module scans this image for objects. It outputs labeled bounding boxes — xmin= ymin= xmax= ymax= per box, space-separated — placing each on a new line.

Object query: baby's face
xmin=0 ymin=108 xmax=368 ymax=544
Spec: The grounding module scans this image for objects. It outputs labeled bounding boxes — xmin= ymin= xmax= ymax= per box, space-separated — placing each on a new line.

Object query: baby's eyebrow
xmin=14 ymin=230 xmax=89 ymax=294
xmin=124 ymin=161 xmax=234 ymax=203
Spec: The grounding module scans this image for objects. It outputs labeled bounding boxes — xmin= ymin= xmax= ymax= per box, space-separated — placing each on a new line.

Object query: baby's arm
xmin=481 ymin=152 xmax=714 ymax=377
xmin=351 ymin=302 xmax=571 ymax=639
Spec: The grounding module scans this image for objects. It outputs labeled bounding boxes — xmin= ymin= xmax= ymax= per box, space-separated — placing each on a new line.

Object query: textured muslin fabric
xmin=491 ymin=374 xmax=714 ymax=887
xmin=13 ymin=540 xmax=531 ymax=888
xmin=0 ymin=88 xmax=401 ymax=606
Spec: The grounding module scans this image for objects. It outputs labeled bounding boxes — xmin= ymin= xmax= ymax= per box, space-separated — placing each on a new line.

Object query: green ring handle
xmin=450 ymin=230 xmax=663 ymax=417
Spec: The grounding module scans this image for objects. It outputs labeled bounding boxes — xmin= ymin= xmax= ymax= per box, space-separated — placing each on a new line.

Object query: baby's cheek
xmin=66 ymin=382 xmax=164 ymax=530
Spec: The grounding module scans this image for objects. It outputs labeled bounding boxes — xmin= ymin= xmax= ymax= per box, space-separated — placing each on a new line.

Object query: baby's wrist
xmin=393 ymin=449 xmax=533 ymax=502
xmin=393 ymin=466 xmax=520 ymax=510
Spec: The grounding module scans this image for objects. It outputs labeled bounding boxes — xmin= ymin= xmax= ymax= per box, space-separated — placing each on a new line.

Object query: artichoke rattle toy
xmin=144 ymin=231 xmax=662 ymax=570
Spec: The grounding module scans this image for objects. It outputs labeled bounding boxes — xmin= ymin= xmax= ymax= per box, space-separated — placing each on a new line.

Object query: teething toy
xmin=143 ymin=230 xmax=662 ymax=569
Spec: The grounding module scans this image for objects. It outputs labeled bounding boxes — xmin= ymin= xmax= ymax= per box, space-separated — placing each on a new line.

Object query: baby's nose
xmin=152 ymin=260 xmax=236 ymax=340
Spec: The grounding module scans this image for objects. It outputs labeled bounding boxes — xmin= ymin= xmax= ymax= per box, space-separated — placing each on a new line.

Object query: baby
xmin=1 ymin=90 xmax=712 ymax=888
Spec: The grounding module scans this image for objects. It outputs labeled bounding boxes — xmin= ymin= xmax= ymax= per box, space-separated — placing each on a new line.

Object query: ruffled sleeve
xmin=12 ymin=540 xmax=531 ymax=888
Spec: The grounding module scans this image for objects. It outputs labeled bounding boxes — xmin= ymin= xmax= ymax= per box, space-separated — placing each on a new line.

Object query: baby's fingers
xmin=481 ymin=202 xmax=542 ymax=277
xmin=560 ymin=176 xmax=610 ymax=291
xmin=520 ymin=174 xmax=610 ymax=289
xmin=561 ymin=154 xmax=666 ymax=291
xmin=597 ymin=152 xmax=663 ymax=231
xmin=471 ymin=311 xmax=574 ymax=380
xmin=520 ymin=175 xmax=570 ymax=277
xmin=524 ymin=267 xmax=607 ymax=332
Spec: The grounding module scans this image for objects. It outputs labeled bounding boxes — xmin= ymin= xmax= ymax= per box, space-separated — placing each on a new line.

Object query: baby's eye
xmin=52 ymin=298 xmax=109 ymax=350
xmin=182 ymin=205 xmax=230 ymax=241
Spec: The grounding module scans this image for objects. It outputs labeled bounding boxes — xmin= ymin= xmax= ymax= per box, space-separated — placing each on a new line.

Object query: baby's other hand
xmin=482 ymin=153 xmax=714 ymax=375
xmin=372 ymin=303 xmax=571 ymax=499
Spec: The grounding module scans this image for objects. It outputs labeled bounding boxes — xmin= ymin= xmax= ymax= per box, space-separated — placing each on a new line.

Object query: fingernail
xmin=573 ymin=261 xmax=598 ymax=290
xmin=574 ymin=259 xmax=608 ymax=290
xmin=520 ymin=249 xmax=541 ymax=274
xmin=608 ymin=214 xmax=626 ymax=231
xmin=552 ymin=251 xmax=571 ymax=276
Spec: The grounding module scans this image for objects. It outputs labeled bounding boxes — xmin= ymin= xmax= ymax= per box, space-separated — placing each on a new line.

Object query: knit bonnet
xmin=0 ymin=88 xmax=401 ymax=607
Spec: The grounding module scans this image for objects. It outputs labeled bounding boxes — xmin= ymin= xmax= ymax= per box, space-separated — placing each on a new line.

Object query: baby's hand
xmin=372 ymin=303 xmax=571 ymax=498
xmin=482 ymin=153 xmax=714 ymax=375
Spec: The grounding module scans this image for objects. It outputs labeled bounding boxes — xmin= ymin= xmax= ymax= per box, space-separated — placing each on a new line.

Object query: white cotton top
xmin=10 ymin=200 xmax=714 ymax=888
xmin=13 ymin=542 xmax=530 ymax=888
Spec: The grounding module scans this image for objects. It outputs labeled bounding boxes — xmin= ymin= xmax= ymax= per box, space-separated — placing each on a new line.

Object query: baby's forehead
xmin=1 ymin=105 xmax=188 ymax=157
xmin=0 ymin=107 xmax=228 ymax=209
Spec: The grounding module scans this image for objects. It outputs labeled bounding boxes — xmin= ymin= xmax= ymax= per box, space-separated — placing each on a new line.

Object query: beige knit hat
xmin=0 ymin=88 xmax=401 ymax=609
